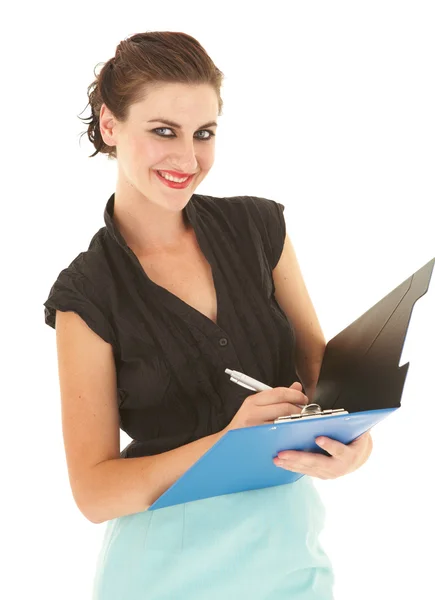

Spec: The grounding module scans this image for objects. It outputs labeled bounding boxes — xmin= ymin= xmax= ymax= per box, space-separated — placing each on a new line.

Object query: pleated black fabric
xmin=43 ymin=193 xmax=300 ymax=458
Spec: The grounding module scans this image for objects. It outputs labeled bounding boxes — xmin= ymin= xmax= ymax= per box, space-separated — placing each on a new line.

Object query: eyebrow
xmin=147 ymin=118 xmax=218 ymax=129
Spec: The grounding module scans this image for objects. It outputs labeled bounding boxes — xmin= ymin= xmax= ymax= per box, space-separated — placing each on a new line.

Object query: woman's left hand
xmin=273 ymin=431 xmax=373 ymax=479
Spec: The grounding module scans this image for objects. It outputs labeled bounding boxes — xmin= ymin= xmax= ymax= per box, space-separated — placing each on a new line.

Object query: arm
xmin=271 ymin=237 xmax=374 ymax=474
xmin=84 ymin=430 xmax=226 ymax=524
xmin=55 ymin=309 xmax=226 ymax=525
xmin=272 ymin=234 xmax=326 ymax=401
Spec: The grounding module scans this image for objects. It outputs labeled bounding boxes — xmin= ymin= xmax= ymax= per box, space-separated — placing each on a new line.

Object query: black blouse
xmin=43 ymin=193 xmax=300 ymax=458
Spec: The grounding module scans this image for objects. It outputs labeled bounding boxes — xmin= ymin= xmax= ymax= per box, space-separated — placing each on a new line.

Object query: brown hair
xmin=78 ymin=31 xmax=225 ymax=160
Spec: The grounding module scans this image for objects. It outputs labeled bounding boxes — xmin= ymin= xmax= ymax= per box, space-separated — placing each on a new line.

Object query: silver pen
xmin=225 ymin=368 xmax=308 ymax=410
xmin=225 ymin=368 xmax=272 ymax=392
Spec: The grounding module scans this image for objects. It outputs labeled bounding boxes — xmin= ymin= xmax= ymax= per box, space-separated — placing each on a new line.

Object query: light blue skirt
xmin=92 ymin=476 xmax=335 ymax=599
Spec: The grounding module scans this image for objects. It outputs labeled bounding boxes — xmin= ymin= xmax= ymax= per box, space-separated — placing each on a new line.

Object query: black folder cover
xmin=313 ymin=257 xmax=435 ymax=413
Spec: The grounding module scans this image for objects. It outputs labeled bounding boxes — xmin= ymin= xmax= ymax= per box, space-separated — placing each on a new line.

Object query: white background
xmin=2 ymin=1 xmax=434 ymax=598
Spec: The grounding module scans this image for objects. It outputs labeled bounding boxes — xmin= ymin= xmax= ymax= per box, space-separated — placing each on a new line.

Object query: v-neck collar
xmin=103 ymin=193 xmax=225 ymax=332
xmin=103 ymin=192 xmax=197 ymax=250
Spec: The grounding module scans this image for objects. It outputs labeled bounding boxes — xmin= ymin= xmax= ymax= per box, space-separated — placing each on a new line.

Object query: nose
xmin=170 ymin=138 xmax=198 ymax=173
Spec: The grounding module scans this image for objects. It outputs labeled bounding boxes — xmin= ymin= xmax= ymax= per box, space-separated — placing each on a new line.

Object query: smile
xmin=155 ymin=170 xmax=195 ymax=189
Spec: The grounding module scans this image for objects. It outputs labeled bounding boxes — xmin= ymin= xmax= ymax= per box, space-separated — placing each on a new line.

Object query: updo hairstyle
xmin=79 ymin=31 xmax=225 ymax=160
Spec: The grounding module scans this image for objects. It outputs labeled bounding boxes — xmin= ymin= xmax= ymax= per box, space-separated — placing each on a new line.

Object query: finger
xmin=348 ymin=431 xmax=373 ymax=464
xmin=284 ymin=387 xmax=309 ymax=404
xmin=261 ymin=402 xmax=302 ymax=423
xmin=350 ymin=431 xmax=372 ymax=446
xmin=254 ymin=387 xmax=308 ymax=407
xmin=289 ymin=382 xmax=302 ymax=390
xmin=274 ymin=450 xmax=335 ymax=476
xmin=315 ymin=436 xmax=350 ymax=460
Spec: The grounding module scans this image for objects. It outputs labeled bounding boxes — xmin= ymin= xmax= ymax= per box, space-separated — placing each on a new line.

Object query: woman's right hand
xmin=223 ymin=382 xmax=309 ymax=432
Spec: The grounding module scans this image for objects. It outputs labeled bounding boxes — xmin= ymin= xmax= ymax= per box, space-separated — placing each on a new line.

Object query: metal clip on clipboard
xmin=223 ymin=369 xmax=348 ymax=424
xmin=274 ymin=403 xmax=348 ymax=423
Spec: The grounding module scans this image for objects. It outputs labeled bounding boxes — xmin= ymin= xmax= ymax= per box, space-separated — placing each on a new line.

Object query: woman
xmin=43 ymin=31 xmax=372 ymax=599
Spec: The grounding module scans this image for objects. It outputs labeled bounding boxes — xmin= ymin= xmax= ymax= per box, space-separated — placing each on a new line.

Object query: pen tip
xmin=224 ymin=368 xmax=232 ymax=375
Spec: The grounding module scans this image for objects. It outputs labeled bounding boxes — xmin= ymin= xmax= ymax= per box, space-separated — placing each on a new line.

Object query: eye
xmin=152 ymin=128 xmax=215 ymax=141
xmin=153 ymin=127 xmax=173 ymax=137
xmin=195 ymin=130 xmax=215 ymax=140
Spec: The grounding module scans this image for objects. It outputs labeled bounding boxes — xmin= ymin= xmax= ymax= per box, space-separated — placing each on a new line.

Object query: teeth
xmin=158 ymin=171 xmax=189 ymax=183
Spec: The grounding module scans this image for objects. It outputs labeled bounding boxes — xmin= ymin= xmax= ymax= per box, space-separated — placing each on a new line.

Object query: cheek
xmin=199 ymin=146 xmax=215 ymax=170
xmin=131 ymin=139 xmax=166 ymax=169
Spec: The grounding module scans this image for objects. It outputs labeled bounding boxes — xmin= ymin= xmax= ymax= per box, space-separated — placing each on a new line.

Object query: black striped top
xmin=43 ymin=192 xmax=300 ymax=458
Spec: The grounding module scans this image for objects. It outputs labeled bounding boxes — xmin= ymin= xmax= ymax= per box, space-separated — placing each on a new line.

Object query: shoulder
xmin=43 ymin=227 xmax=114 ymax=332
xmin=193 ymin=194 xmax=286 ymax=270
xmin=58 ymin=227 xmax=112 ymax=284
xmin=192 ymin=193 xmax=284 ymax=216
xmin=192 ymin=193 xmax=285 ymax=238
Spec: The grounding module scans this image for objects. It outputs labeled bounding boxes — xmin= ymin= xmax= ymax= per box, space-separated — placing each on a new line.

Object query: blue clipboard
xmin=149 ymin=256 xmax=434 ymax=511
xmin=149 ymin=407 xmax=396 ymax=510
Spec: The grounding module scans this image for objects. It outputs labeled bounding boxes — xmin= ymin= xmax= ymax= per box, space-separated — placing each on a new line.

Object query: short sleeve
xmin=43 ymin=261 xmax=115 ymax=347
xmin=245 ymin=196 xmax=287 ymax=270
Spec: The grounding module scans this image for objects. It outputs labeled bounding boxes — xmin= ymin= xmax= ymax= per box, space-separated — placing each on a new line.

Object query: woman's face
xmin=100 ymin=82 xmax=219 ymax=210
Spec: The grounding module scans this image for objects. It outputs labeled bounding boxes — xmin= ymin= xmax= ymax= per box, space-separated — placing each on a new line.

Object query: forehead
xmin=130 ymin=83 xmax=218 ymax=121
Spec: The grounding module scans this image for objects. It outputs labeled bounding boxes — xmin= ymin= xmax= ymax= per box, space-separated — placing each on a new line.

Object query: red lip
xmin=155 ymin=170 xmax=195 ymax=189
xmin=157 ymin=169 xmax=195 ymax=177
